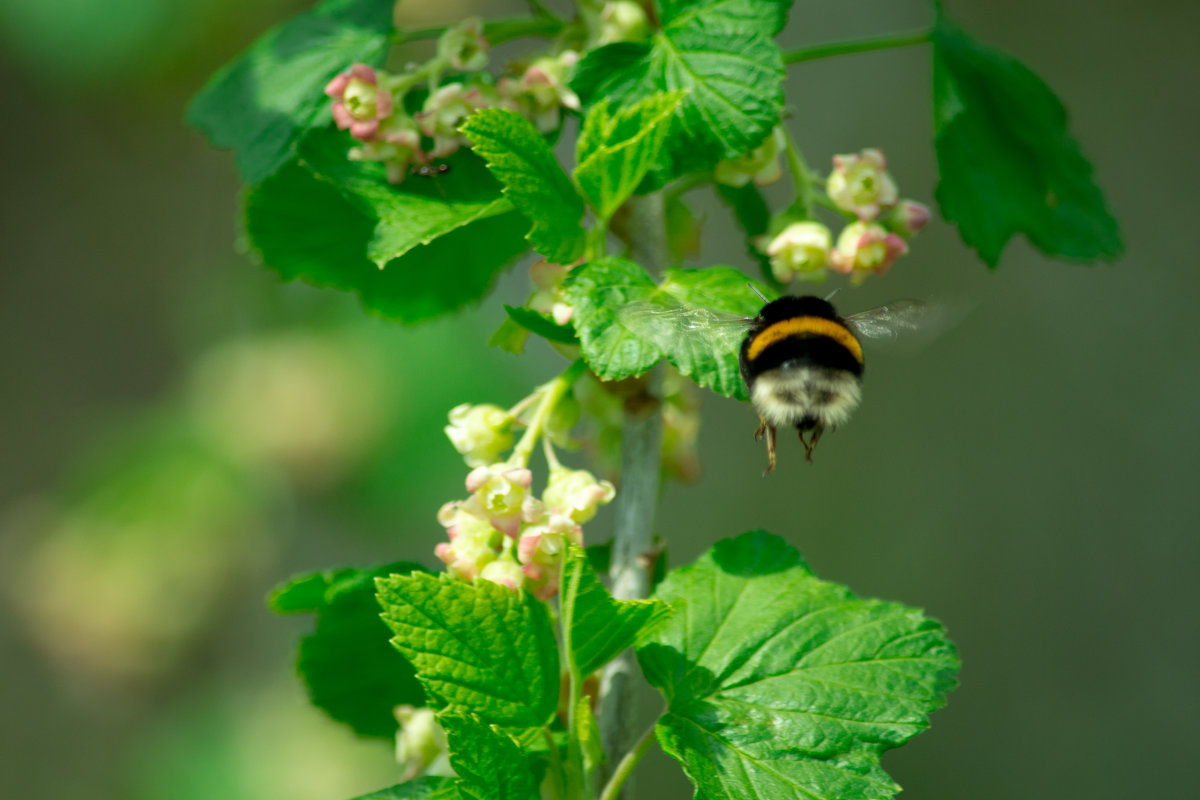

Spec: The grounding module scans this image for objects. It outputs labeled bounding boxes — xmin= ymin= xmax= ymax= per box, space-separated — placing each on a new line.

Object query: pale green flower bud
xmin=598 ymin=1 xmax=651 ymax=44
xmin=543 ymin=466 xmax=615 ymax=525
xmin=763 ymin=221 xmax=833 ymax=283
xmin=826 ymin=148 xmax=899 ymax=220
xmin=444 ymin=403 xmax=513 ymax=468
xmin=394 ymin=706 xmax=452 ymax=780
xmin=714 ymin=127 xmax=786 ymax=188
xmin=479 ymin=556 xmax=526 ymax=591
xmin=437 ymin=17 xmax=489 ymax=72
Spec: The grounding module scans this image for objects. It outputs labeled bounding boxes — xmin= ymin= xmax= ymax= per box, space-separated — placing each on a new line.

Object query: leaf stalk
xmin=597 ymin=721 xmax=658 ymax=800
xmin=782 ymin=27 xmax=934 ymax=65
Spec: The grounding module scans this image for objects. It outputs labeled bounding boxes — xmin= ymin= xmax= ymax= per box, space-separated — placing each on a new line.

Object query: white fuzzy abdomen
xmin=750 ymin=366 xmax=863 ymax=429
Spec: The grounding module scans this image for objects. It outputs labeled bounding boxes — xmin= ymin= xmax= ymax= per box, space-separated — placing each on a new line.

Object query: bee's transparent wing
xmin=617 ymin=300 xmax=751 ymax=354
xmin=843 ymin=299 xmax=935 ymax=340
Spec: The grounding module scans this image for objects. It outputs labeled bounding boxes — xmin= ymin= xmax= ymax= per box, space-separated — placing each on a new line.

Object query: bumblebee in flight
xmin=621 ymin=293 xmax=932 ymax=473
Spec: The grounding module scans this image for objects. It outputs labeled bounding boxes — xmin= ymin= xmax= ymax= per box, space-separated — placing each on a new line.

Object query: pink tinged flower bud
xmin=887 ymin=199 xmax=931 ymax=237
xmin=826 ymin=148 xmax=900 ymax=221
xmin=828 ymin=221 xmax=909 ymax=280
xmin=543 ymin=466 xmax=616 ymax=525
xmin=437 ymin=17 xmax=490 ymax=72
xmin=416 ymin=83 xmax=488 ymax=158
xmin=466 ymin=464 xmax=534 ymax=537
xmin=435 ymin=534 xmax=497 ymax=580
xmin=326 ymin=63 xmax=394 ymax=142
xmin=763 ymin=221 xmax=833 ymax=284
xmin=346 ymin=114 xmax=427 ymax=184
xmin=395 ymin=706 xmax=452 ymax=781
xmin=445 ymin=403 xmax=513 ymax=468
xmin=714 ymin=127 xmax=787 ymax=188
xmin=479 ymin=557 xmax=526 ymax=591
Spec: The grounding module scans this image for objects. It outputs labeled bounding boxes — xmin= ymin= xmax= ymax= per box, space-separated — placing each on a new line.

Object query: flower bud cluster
xmin=436 ymin=393 xmax=614 ymax=599
xmin=757 ymin=148 xmax=930 ymax=285
xmin=435 ymin=462 xmax=614 ymax=599
xmin=324 ymin=20 xmax=583 ymax=181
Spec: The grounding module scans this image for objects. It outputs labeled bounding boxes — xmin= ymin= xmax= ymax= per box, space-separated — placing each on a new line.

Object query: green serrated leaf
xmin=460 ymin=108 xmax=586 ymax=263
xmin=244 ymin=159 xmax=530 ymax=323
xmin=488 ymin=316 xmax=531 ymax=354
xmin=349 ymin=777 xmax=461 ymax=800
xmin=186 ymin=0 xmax=395 ymax=184
xmin=441 ymin=715 xmax=540 ymax=800
xmin=297 ymin=126 xmax=515 ymax=267
xmin=503 ymin=305 xmax=580 ymax=345
xmin=572 ymin=9 xmax=784 ymax=183
xmin=561 ymin=257 xmax=661 ymax=382
xmin=657 ymin=0 xmax=792 ymax=37
xmin=563 ymin=259 xmax=767 ymax=400
xmin=638 ymin=531 xmax=960 ymax=800
xmin=574 ymin=91 xmax=686 ymax=220
xmin=561 ymin=546 xmax=671 ymax=677
xmin=268 ymin=562 xmax=427 ymax=739
xmin=931 ymin=15 xmax=1122 ymax=266
xmin=377 ymin=573 xmax=560 ymax=728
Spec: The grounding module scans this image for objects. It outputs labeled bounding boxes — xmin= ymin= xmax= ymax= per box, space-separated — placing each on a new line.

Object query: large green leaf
xmin=460 ymin=108 xmax=586 ymax=264
xmin=657 ymin=0 xmax=792 ymax=37
xmin=638 ymin=531 xmax=960 ymax=800
xmin=376 ymin=573 xmax=560 ymax=729
xmin=348 ymin=777 xmax=461 ymax=800
xmin=931 ymin=14 xmax=1123 ymax=266
xmin=441 ymin=715 xmax=540 ymax=800
xmin=268 ymin=562 xmax=427 ymax=739
xmin=562 ymin=259 xmax=767 ymax=399
xmin=298 ymin=126 xmax=516 ymax=267
xmin=574 ymin=91 xmax=686 ymax=220
xmin=187 ymin=0 xmax=395 ymax=184
xmin=243 ymin=158 xmax=529 ymax=323
xmin=571 ymin=1 xmax=785 ymax=182
xmin=561 ymin=546 xmax=671 ymax=678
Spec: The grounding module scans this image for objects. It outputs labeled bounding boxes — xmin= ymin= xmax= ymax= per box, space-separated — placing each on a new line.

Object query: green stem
xmin=597 ymin=721 xmax=658 ymax=800
xmin=781 ymin=128 xmax=814 ymax=220
xmin=542 ymin=727 xmax=568 ymax=800
xmin=391 ymin=15 xmax=564 ymax=47
xmin=782 ymin=27 xmax=933 ymax=65
xmin=596 ymin=192 xmax=667 ymax=798
xmin=509 ymin=359 xmax=587 ymax=467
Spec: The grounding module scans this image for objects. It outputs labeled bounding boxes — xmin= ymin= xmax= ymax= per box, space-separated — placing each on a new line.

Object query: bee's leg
xmin=800 ymin=423 xmax=825 ymax=462
xmin=763 ymin=424 xmax=777 ymax=475
xmin=754 ymin=417 xmax=767 ymax=441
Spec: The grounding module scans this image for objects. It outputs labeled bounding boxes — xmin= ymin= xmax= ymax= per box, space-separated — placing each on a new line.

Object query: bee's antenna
xmin=824 ymin=288 xmax=840 ymax=302
xmin=748 ymin=283 xmax=769 ymax=303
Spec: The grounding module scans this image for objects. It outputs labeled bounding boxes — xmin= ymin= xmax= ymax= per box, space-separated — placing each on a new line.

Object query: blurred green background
xmin=1 ymin=0 xmax=1197 ymax=798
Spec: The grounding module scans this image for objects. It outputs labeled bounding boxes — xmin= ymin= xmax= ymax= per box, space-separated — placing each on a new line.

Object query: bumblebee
xmin=620 ymin=293 xmax=931 ymax=472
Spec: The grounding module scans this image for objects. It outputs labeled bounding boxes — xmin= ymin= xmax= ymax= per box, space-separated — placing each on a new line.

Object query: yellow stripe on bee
xmin=747 ymin=316 xmax=863 ymax=363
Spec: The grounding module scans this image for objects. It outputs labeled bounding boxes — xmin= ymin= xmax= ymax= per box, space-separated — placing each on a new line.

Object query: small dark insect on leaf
xmin=414 ymin=163 xmax=451 ymax=177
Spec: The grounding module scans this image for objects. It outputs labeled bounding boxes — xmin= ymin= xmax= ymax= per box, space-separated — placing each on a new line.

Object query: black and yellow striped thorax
xmin=739 ymin=296 xmax=864 ymax=384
